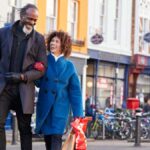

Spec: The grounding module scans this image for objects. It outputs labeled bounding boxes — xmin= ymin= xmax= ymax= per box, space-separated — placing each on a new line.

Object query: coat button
xmin=51 ymin=90 xmax=56 ymax=95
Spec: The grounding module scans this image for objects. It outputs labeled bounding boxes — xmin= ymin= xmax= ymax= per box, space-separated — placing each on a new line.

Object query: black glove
xmin=5 ymin=72 xmax=23 ymax=84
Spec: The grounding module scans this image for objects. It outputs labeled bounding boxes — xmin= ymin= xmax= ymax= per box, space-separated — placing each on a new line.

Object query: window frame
xmin=46 ymin=0 xmax=58 ymax=33
xmin=67 ymin=0 xmax=78 ymax=39
xmin=113 ymin=0 xmax=121 ymax=42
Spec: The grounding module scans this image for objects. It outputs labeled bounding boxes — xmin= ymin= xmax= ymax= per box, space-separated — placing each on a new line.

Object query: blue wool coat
xmin=35 ymin=54 xmax=83 ymax=135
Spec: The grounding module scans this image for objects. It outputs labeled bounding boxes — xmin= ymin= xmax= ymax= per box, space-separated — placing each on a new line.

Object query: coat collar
xmin=48 ymin=53 xmax=65 ymax=64
xmin=48 ymin=53 xmax=67 ymax=77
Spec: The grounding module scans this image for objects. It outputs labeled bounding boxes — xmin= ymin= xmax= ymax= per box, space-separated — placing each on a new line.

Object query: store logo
xmin=90 ymin=33 xmax=104 ymax=44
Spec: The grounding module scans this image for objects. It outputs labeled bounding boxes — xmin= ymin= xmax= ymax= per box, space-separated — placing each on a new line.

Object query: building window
xmin=68 ymin=0 xmax=78 ymax=39
xmin=113 ymin=0 xmax=120 ymax=41
xmin=99 ymin=0 xmax=106 ymax=35
xmin=139 ymin=18 xmax=149 ymax=53
xmin=46 ymin=0 xmax=57 ymax=33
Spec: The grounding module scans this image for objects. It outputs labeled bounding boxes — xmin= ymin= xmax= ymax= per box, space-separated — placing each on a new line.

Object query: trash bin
xmin=126 ymin=98 xmax=140 ymax=110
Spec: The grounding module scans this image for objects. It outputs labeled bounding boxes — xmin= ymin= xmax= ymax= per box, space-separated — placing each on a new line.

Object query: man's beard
xmin=23 ymin=24 xmax=33 ymax=35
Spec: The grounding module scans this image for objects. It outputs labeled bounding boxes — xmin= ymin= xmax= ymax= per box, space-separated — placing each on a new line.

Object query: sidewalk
xmin=6 ymin=130 xmax=150 ymax=150
xmin=6 ymin=139 xmax=150 ymax=150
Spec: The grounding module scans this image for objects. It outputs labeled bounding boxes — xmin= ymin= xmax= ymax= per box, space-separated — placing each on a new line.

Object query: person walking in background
xmin=0 ymin=4 xmax=47 ymax=150
xmin=143 ymin=94 xmax=150 ymax=113
xmin=35 ymin=31 xmax=83 ymax=150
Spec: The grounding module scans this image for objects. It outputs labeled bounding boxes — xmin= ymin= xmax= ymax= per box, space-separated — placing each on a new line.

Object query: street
xmin=6 ymin=139 xmax=150 ymax=150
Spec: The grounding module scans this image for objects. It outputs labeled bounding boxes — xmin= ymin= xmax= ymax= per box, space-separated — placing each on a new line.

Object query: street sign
xmin=144 ymin=32 xmax=150 ymax=43
xmin=91 ymin=33 xmax=103 ymax=44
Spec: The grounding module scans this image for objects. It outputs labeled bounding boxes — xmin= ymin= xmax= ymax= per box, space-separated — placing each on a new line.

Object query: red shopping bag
xmin=71 ymin=117 xmax=92 ymax=150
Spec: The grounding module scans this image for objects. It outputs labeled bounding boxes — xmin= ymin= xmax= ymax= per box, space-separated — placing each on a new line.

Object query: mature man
xmin=0 ymin=4 xmax=47 ymax=150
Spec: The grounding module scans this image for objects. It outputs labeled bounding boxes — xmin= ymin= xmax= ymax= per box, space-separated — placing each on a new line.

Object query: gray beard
xmin=22 ymin=25 xmax=33 ymax=35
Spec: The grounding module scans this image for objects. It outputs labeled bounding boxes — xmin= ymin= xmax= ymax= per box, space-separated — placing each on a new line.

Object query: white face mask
xmin=22 ymin=25 xmax=33 ymax=35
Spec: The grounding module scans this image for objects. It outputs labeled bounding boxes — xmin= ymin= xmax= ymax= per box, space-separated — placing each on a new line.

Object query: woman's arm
xmin=68 ymin=71 xmax=84 ymax=118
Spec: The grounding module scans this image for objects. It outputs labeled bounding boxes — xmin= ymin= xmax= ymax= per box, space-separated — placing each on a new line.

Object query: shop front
xmin=136 ymin=74 xmax=150 ymax=104
xmin=128 ymin=54 xmax=149 ymax=104
xmin=86 ymin=50 xmax=131 ymax=110
xmin=134 ymin=56 xmax=150 ymax=105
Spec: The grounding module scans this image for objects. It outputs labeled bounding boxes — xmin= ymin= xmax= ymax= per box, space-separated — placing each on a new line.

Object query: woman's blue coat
xmin=35 ymin=54 xmax=83 ymax=135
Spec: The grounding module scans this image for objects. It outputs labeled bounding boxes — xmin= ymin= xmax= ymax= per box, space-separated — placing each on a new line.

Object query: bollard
xmin=134 ymin=108 xmax=142 ymax=147
xmin=11 ymin=111 xmax=18 ymax=145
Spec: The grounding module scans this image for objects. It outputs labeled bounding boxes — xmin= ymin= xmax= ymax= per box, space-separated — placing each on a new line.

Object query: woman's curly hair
xmin=46 ymin=30 xmax=72 ymax=58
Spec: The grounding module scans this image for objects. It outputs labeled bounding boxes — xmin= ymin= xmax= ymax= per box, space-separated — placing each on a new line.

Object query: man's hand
xmin=5 ymin=72 xmax=25 ymax=83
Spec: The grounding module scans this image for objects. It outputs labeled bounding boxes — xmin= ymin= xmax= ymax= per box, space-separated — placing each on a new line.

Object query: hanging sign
xmin=90 ymin=33 xmax=103 ymax=44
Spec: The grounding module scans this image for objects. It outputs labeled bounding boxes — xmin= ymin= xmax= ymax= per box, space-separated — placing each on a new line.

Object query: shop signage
xmin=144 ymin=32 xmax=150 ymax=43
xmin=99 ymin=78 xmax=107 ymax=84
xmin=97 ymin=82 xmax=108 ymax=88
xmin=90 ymin=33 xmax=103 ymax=44
xmin=97 ymin=78 xmax=108 ymax=88
xmin=134 ymin=54 xmax=148 ymax=66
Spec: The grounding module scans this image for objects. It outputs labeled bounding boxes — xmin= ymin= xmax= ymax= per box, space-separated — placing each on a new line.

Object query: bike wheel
xmin=115 ymin=119 xmax=131 ymax=140
xmin=141 ymin=127 xmax=149 ymax=139
xmin=86 ymin=121 xmax=102 ymax=139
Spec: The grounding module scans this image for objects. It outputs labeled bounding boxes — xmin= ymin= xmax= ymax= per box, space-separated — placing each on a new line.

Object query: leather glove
xmin=5 ymin=72 xmax=24 ymax=84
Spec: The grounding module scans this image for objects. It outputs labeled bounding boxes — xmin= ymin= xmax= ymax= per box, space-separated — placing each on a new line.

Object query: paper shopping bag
xmin=62 ymin=132 xmax=76 ymax=150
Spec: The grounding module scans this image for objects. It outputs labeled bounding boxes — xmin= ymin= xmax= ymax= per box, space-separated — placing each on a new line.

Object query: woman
xmin=35 ymin=31 xmax=83 ymax=150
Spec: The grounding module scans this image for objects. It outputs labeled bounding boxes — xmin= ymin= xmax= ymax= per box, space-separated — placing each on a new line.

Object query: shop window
xmin=86 ymin=77 xmax=95 ymax=98
xmin=87 ymin=63 xmax=94 ymax=76
xmin=98 ymin=63 xmax=115 ymax=78
xmin=96 ymin=78 xmax=124 ymax=109
xmin=137 ymin=74 xmax=150 ymax=101
xmin=117 ymin=65 xmax=125 ymax=79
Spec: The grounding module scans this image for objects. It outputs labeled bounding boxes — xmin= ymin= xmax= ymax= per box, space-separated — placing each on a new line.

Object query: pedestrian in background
xmin=0 ymin=4 xmax=47 ymax=150
xmin=35 ymin=30 xmax=83 ymax=150
xmin=143 ymin=94 xmax=150 ymax=113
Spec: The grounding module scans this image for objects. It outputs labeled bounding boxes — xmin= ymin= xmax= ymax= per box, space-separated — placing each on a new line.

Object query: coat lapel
xmin=56 ymin=57 xmax=67 ymax=78
xmin=24 ymin=31 xmax=36 ymax=57
xmin=47 ymin=54 xmax=67 ymax=79
xmin=22 ymin=31 xmax=36 ymax=69
xmin=7 ymin=27 xmax=13 ymax=57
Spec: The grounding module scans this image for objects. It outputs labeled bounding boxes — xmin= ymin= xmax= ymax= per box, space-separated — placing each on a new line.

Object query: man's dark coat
xmin=0 ymin=21 xmax=47 ymax=114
